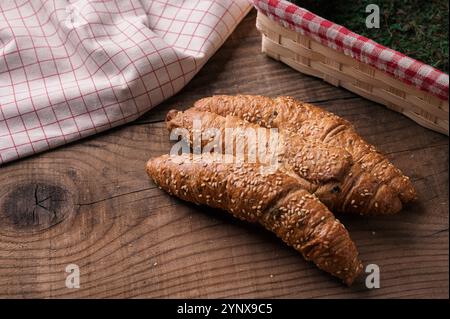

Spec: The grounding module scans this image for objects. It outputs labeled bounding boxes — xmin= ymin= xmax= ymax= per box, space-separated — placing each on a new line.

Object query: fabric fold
xmin=0 ymin=0 xmax=252 ymax=164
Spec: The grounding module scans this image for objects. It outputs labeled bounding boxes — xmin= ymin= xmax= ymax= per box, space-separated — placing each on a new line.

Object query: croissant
xmin=166 ymin=109 xmax=412 ymax=215
xmin=166 ymin=109 xmax=353 ymax=183
xmin=189 ymin=95 xmax=417 ymax=215
xmin=146 ymin=154 xmax=363 ymax=285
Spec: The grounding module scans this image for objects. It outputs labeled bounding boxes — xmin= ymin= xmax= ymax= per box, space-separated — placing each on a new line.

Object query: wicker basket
xmin=256 ymin=12 xmax=449 ymax=135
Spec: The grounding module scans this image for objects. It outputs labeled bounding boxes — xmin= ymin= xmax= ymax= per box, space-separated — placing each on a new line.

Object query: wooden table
xmin=0 ymin=10 xmax=448 ymax=299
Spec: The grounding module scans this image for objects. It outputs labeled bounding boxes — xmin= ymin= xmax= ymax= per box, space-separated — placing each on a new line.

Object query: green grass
xmin=292 ymin=0 xmax=449 ymax=73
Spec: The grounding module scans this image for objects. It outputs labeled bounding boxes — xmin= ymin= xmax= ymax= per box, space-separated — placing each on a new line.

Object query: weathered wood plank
xmin=0 ymin=10 xmax=448 ymax=299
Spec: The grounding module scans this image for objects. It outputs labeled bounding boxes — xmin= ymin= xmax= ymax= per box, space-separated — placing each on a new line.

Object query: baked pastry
xmin=146 ymin=153 xmax=363 ymax=285
xmin=188 ymin=95 xmax=417 ymax=215
xmin=166 ymin=108 xmax=414 ymax=215
xmin=166 ymin=109 xmax=353 ymax=183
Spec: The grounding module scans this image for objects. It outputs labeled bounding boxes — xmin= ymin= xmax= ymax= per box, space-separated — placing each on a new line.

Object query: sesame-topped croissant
xmin=146 ymin=154 xmax=363 ymax=285
xmin=166 ymin=109 xmax=353 ymax=184
xmin=188 ymin=95 xmax=417 ymax=215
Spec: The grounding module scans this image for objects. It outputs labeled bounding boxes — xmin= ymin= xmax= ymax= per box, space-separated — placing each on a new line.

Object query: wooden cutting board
xmin=0 ymin=10 xmax=448 ymax=298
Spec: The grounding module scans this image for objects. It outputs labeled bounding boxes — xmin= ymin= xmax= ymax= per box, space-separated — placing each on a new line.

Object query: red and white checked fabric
xmin=253 ymin=0 xmax=449 ymax=101
xmin=0 ymin=0 xmax=251 ymax=165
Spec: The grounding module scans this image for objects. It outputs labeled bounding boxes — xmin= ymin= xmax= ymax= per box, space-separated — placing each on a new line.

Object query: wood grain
xmin=0 ymin=10 xmax=448 ymax=299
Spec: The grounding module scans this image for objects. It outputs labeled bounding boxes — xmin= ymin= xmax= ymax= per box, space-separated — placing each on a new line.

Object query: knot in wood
xmin=1 ymin=183 xmax=74 ymax=231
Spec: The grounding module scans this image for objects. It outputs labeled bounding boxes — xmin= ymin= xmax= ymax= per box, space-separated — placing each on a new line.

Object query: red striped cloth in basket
xmin=253 ymin=0 xmax=449 ymax=101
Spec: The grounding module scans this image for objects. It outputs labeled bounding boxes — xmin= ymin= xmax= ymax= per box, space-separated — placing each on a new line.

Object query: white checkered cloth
xmin=0 ymin=0 xmax=251 ymax=164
